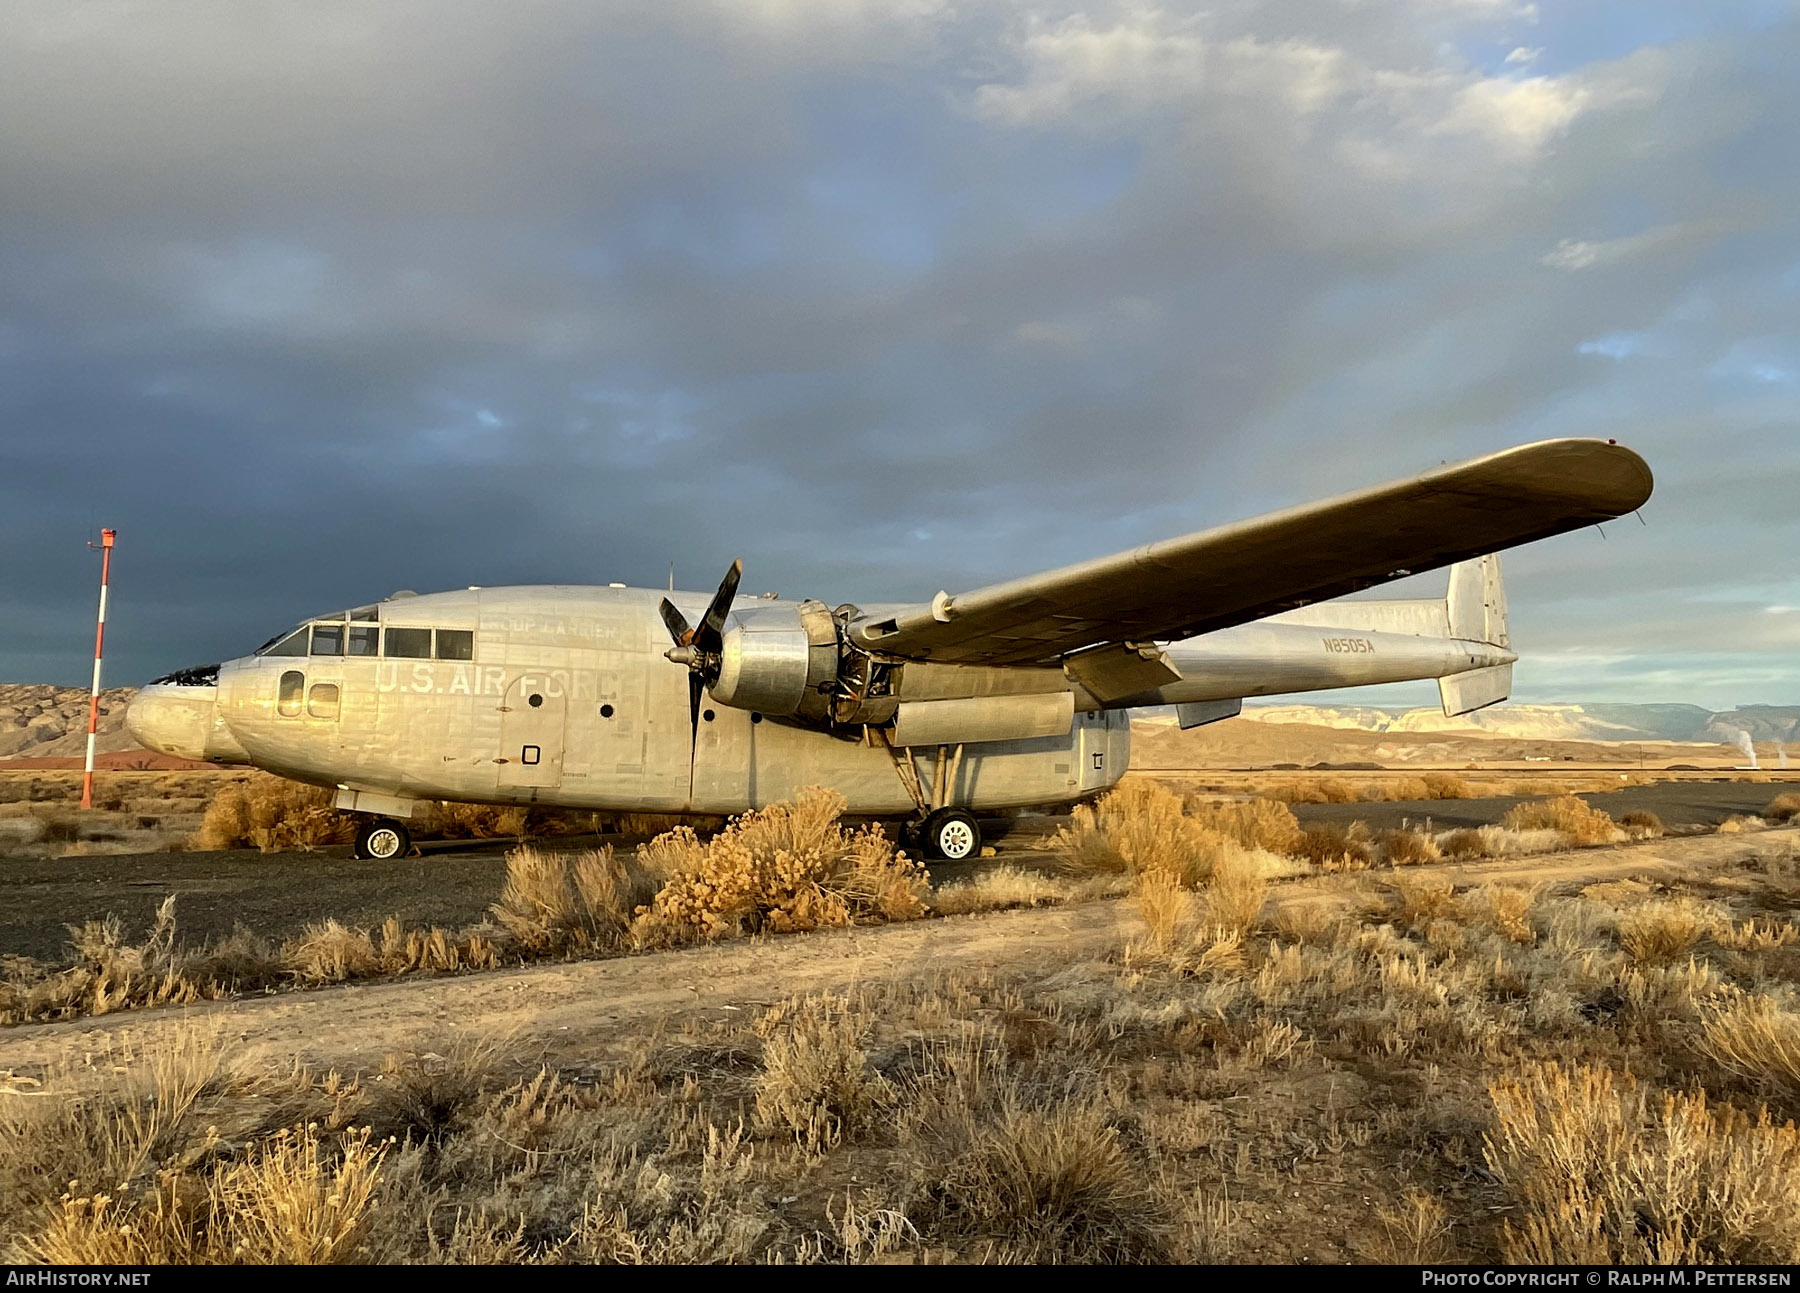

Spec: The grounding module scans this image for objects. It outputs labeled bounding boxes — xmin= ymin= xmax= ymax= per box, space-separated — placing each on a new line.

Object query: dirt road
xmin=4 ymin=828 xmax=1790 ymax=1081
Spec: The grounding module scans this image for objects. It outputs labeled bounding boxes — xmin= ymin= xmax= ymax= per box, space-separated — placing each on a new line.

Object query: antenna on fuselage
xmin=668 ymin=563 xmax=675 ymax=593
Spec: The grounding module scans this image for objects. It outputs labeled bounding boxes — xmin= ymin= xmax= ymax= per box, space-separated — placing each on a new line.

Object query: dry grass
xmin=631 ymin=787 xmax=929 ymax=945
xmin=11 ymin=829 xmax=1800 ymax=1263
xmin=1696 ymin=997 xmax=1800 ymax=1108
xmin=1365 ymin=1190 xmax=1453 ymax=1263
xmin=1620 ymin=809 xmax=1665 ymax=839
xmin=490 ymin=844 xmax=658 ymax=955
xmin=1485 ymin=1061 xmax=1800 ymax=1264
xmin=931 ymin=866 xmax=1095 ymax=916
xmin=1500 ymin=795 xmax=1620 ymax=846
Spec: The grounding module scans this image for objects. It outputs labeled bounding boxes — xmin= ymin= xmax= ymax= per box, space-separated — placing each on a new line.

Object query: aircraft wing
xmin=847 ymin=438 xmax=1652 ymax=666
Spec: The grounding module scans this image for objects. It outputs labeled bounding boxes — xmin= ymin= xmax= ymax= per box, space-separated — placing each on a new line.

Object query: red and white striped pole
xmin=80 ymin=528 xmax=116 ymax=811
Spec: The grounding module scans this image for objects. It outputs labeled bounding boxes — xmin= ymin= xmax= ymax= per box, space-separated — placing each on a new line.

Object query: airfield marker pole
xmin=80 ymin=528 xmax=115 ymax=811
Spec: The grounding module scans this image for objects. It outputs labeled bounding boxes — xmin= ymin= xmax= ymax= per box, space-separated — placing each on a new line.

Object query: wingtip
xmin=1462 ymin=438 xmax=1654 ymax=518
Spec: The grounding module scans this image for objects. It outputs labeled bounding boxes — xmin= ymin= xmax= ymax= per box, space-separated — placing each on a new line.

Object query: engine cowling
xmin=709 ymin=599 xmax=840 ymax=723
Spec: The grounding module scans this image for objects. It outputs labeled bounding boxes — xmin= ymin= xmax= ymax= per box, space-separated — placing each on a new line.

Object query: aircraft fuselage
xmin=128 ymin=582 xmax=1511 ymax=817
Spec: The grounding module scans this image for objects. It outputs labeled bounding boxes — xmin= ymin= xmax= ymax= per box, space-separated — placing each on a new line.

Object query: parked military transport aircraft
xmin=128 ymin=439 xmax=1651 ymax=861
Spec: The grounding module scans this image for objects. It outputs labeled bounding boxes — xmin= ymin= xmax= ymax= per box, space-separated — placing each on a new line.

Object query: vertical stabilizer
xmin=1447 ymin=553 xmax=1509 ymax=646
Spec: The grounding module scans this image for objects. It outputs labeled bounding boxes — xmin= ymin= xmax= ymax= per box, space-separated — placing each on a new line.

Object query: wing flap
xmin=849 ymin=439 xmax=1649 ymax=666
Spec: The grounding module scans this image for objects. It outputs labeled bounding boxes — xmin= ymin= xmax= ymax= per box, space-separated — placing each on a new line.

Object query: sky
xmin=1 ymin=0 xmax=1795 ymax=712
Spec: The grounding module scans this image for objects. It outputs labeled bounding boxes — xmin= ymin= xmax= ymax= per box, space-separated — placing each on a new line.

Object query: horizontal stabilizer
xmin=1176 ymin=699 xmax=1242 ymax=730
xmin=1439 ymin=664 xmax=1512 ymax=717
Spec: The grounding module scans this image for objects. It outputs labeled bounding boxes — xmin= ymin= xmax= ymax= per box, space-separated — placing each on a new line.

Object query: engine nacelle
xmin=710 ymin=599 xmax=840 ymax=723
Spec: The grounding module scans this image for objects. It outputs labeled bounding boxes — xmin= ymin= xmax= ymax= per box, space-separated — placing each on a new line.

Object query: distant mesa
xmin=1230 ymin=702 xmax=1800 ymax=745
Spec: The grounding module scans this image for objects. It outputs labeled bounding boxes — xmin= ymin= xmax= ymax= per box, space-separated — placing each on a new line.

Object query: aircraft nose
xmin=126 ymin=683 xmax=216 ymax=761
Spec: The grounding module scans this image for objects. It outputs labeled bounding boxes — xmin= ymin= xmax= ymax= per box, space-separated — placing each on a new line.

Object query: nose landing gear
xmin=355 ymin=818 xmax=411 ymax=861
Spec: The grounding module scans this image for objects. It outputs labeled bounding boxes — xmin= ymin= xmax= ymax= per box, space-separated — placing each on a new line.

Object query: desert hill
xmin=1240 ymin=701 xmax=1800 ymax=746
xmin=0 ymin=684 xmax=139 ymax=759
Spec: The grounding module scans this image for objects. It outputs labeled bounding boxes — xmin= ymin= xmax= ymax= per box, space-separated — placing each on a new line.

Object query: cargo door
xmin=498 ymin=674 xmax=567 ymax=791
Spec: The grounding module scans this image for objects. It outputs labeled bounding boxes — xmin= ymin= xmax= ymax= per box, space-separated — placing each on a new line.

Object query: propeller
xmin=658 ymin=561 xmax=743 ymax=783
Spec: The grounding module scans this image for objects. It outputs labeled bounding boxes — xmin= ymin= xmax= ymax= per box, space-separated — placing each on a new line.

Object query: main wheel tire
xmin=356 ymin=819 xmax=410 ymax=861
xmin=922 ymin=807 xmax=981 ymax=862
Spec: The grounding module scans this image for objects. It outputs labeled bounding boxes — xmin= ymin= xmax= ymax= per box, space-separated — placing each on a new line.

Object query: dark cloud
xmin=1 ymin=1 xmax=1795 ymax=710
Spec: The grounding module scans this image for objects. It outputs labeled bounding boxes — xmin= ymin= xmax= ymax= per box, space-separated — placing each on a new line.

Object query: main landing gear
xmin=920 ymin=807 xmax=981 ymax=862
xmin=355 ymin=818 xmax=411 ymax=861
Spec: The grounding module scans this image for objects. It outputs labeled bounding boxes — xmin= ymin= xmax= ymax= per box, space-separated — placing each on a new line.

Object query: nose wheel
xmin=921 ymin=807 xmax=981 ymax=861
xmin=355 ymin=818 xmax=411 ymax=861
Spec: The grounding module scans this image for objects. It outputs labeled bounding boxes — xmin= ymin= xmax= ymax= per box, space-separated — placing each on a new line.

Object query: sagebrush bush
xmin=917 ymin=1094 xmax=1167 ymax=1263
xmin=1460 ymin=884 xmax=1538 ymax=945
xmin=1380 ymin=829 xmax=1441 ymax=866
xmin=195 ymin=774 xmax=356 ymax=853
xmin=1617 ymin=899 xmax=1712 ymax=965
xmin=1290 ymin=823 xmax=1375 ymax=871
xmin=422 ymin=801 xmax=529 ymax=839
xmin=1620 ymin=810 xmax=1665 ymax=839
xmin=1766 ymin=793 xmax=1800 ymax=824
xmin=1437 ymin=828 xmax=1490 ymax=861
xmin=1184 ymin=796 xmax=1302 ymax=855
xmin=630 ymin=787 xmax=928 ymax=945
xmin=1052 ymin=782 xmax=1237 ymax=886
xmin=1421 ymin=772 xmax=1472 ymax=800
xmin=1485 ymin=1061 xmax=1800 ymax=1264
xmin=753 ymin=994 xmax=891 ymax=1149
xmin=1501 ymin=796 xmax=1618 ymax=846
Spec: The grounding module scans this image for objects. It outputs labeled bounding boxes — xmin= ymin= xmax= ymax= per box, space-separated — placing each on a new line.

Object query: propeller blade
xmin=694 ymin=560 xmax=743 ymax=655
xmin=687 ymin=671 xmax=705 ymax=804
xmin=658 ymin=597 xmax=694 ymax=647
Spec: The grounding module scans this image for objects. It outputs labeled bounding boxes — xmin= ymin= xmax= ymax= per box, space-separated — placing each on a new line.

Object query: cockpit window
xmin=348 ymin=605 xmax=380 ymax=622
xmin=385 ymin=626 xmax=432 ymax=658
xmin=260 ymin=627 xmax=309 ymax=657
xmin=347 ymin=624 xmax=379 ymax=657
xmin=310 ymin=622 xmax=345 ymax=656
xmin=435 ymin=629 xmax=474 ymax=661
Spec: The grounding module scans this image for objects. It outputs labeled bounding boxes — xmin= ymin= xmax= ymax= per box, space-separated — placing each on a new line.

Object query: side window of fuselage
xmin=278 ymin=670 xmax=305 ymax=717
xmin=435 ymin=629 xmax=474 ymax=661
xmin=308 ymin=683 xmax=340 ymax=719
xmin=385 ymin=627 xmax=431 ymax=658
